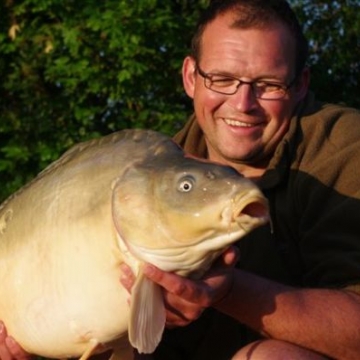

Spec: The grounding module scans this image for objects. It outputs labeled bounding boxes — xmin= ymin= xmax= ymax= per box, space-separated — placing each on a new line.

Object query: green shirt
xmin=152 ymin=93 xmax=360 ymax=359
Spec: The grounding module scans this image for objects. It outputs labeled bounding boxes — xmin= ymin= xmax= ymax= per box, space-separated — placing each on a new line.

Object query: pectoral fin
xmin=128 ymin=269 xmax=166 ymax=353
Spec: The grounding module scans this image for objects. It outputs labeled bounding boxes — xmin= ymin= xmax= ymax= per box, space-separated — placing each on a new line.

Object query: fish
xmin=0 ymin=129 xmax=268 ymax=360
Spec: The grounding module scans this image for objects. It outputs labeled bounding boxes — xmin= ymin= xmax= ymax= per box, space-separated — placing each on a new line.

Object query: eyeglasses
xmin=196 ymin=64 xmax=296 ymax=100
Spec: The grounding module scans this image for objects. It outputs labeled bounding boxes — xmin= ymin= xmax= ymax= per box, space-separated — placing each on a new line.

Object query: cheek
xmin=264 ymin=105 xmax=293 ymax=144
xmin=194 ymin=87 xmax=223 ymax=116
xmin=266 ymin=100 xmax=294 ymax=126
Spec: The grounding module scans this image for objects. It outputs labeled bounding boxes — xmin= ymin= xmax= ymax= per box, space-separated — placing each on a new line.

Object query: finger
xmin=164 ymin=295 xmax=206 ymax=327
xmin=0 ymin=322 xmax=11 ymax=360
xmin=119 ymin=263 xmax=135 ymax=294
xmin=216 ymin=246 xmax=239 ymax=267
xmin=0 ymin=321 xmax=7 ymax=342
xmin=0 ymin=345 xmax=12 ymax=360
xmin=143 ymin=264 xmax=211 ymax=306
xmin=4 ymin=338 xmax=29 ymax=360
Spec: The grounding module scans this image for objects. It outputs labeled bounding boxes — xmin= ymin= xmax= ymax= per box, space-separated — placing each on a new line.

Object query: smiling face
xmin=182 ymin=12 xmax=309 ymax=178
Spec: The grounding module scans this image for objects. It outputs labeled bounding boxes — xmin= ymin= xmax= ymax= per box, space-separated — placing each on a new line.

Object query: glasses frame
xmin=196 ymin=64 xmax=297 ymax=100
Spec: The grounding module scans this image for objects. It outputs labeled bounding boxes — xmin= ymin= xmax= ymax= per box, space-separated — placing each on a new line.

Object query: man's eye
xmin=256 ymin=81 xmax=282 ymax=92
xmin=211 ymin=76 xmax=235 ymax=87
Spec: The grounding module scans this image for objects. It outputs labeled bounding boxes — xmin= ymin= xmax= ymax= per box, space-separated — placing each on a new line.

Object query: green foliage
xmin=0 ymin=0 xmax=207 ymax=201
xmin=0 ymin=0 xmax=359 ymax=202
xmin=290 ymin=0 xmax=360 ymax=106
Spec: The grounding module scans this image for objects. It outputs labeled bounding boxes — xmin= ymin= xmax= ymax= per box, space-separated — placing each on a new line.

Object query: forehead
xmin=200 ymin=13 xmax=296 ymax=78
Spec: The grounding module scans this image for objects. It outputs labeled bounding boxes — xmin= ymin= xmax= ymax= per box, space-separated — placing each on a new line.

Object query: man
xmin=135 ymin=0 xmax=360 ymax=358
xmin=2 ymin=0 xmax=360 ymax=359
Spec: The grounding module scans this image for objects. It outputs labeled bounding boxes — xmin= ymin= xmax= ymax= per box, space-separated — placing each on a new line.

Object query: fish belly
xmin=0 ymin=191 xmax=130 ymax=358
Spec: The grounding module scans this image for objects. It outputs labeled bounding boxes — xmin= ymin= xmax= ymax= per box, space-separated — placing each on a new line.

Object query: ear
xmin=294 ymin=67 xmax=310 ymax=101
xmin=182 ymin=56 xmax=197 ymax=99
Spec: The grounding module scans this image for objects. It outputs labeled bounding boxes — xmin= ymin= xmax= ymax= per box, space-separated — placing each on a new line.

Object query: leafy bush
xmin=1 ymin=0 xmax=359 ymax=201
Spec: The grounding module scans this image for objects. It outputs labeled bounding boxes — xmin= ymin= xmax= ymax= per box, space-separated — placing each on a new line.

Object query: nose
xmin=227 ymin=83 xmax=258 ymax=112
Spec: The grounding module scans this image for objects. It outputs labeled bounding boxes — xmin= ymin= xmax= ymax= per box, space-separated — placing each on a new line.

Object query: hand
xmin=120 ymin=246 xmax=239 ymax=328
xmin=0 ymin=322 xmax=30 ymax=360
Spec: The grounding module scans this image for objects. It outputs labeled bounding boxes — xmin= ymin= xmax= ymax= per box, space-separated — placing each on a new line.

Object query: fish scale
xmin=0 ymin=129 xmax=268 ymax=360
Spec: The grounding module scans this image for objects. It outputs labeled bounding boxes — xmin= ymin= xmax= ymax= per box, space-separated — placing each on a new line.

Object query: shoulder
xmin=300 ymin=98 xmax=360 ymax=148
xmin=292 ymin=95 xmax=360 ymax=159
xmin=288 ymin=96 xmax=360 ymax=195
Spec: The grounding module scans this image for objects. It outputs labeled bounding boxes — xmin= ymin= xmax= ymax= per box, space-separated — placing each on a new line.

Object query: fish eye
xmin=178 ymin=176 xmax=195 ymax=193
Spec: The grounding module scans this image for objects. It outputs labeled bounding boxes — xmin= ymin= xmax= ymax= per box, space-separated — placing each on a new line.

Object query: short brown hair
xmin=191 ymin=0 xmax=309 ymax=77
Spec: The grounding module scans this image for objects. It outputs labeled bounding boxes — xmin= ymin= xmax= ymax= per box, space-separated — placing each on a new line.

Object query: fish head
xmin=112 ymin=141 xmax=268 ymax=276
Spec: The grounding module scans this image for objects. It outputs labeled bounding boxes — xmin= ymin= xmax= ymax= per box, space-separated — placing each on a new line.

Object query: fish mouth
xmin=226 ymin=190 xmax=269 ymax=231
xmin=117 ymin=190 xmax=269 ymax=278
xmin=171 ymin=193 xmax=268 ymax=278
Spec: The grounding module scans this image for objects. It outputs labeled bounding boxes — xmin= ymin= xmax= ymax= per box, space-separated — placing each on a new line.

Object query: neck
xmin=228 ymin=163 xmax=266 ymax=182
xmin=207 ymin=153 xmax=267 ymax=181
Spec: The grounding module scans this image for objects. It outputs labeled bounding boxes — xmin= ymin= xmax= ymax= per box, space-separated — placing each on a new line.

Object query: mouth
xmin=239 ymin=198 xmax=268 ymax=219
xmin=222 ymin=118 xmax=263 ymax=128
xmin=231 ymin=191 xmax=269 ymax=228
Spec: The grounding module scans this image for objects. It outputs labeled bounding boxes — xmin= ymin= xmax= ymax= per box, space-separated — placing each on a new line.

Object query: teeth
xmin=224 ymin=119 xmax=254 ymax=127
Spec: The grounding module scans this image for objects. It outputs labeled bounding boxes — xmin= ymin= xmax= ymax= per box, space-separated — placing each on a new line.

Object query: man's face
xmin=182 ymin=13 xmax=308 ymax=175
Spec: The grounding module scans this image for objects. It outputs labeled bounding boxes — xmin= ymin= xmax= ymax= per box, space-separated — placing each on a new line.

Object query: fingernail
xmin=143 ymin=264 xmax=155 ymax=276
